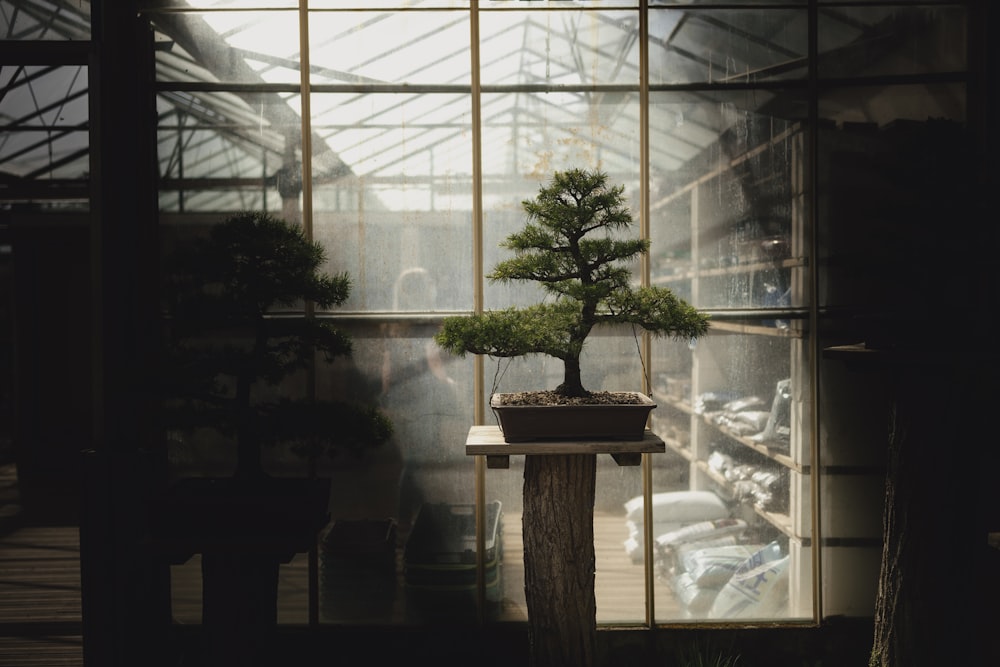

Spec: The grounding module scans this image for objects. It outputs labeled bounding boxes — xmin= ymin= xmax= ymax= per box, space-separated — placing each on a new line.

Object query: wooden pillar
xmin=84 ymin=3 xmax=170 ymax=666
xmin=523 ymin=454 xmax=597 ymax=667
xmin=466 ymin=426 xmax=665 ymax=667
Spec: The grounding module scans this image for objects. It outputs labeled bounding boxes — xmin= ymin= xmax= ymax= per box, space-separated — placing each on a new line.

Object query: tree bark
xmin=522 ymin=454 xmax=597 ymax=667
xmin=559 ymin=355 xmax=586 ymax=397
xmin=869 ymin=363 xmax=986 ymax=667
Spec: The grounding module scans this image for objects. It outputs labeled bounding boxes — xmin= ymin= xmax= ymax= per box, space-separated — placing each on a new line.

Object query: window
xmin=135 ymin=0 xmax=969 ymax=628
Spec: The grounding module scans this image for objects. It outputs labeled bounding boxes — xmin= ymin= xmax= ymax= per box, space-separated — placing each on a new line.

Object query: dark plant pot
xmin=151 ymin=476 xmax=332 ymax=666
xmin=490 ymin=391 xmax=656 ymax=442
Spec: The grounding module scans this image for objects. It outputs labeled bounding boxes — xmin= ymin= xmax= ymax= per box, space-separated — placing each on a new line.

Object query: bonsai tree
xmin=161 ymin=210 xmax=392 ymax=481
xmin=435 ymin=167 xmax=710 ymax=399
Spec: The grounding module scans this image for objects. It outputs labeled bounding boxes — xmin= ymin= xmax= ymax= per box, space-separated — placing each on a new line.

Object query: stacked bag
xmin=623 ymin=490 xmax=790 ymax=619
xmin=656 ymin=521 xmax=790 ymax=619
xmin=622 ymin=490 xmax=730 ymax=564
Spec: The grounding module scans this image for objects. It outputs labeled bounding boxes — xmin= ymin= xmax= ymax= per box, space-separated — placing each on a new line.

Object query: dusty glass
xmin=649 ymin=8 xmax=808 ymax=85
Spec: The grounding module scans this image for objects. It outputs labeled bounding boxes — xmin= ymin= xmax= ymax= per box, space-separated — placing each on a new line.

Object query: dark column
xmin=80 ymin=2 xmax=171 ymax=666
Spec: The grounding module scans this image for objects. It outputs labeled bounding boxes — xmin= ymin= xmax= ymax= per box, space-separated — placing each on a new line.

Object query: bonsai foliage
xmin=161 ymin=210 xmax=392 ymax=479
xmin=435 ymin=168 xmax=710 ymax=398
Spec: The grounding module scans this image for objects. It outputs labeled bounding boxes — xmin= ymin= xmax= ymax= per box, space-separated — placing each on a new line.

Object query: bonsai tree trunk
xmin=557 ymin=355 xmax=586 ymax=398
xmin=522 ymin=454 xmax=597 ymax=667
xmin=235 ymin=326 xmax=268 ymax=479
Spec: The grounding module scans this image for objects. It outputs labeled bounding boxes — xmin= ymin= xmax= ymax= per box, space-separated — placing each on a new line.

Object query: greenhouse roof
xmin=1 ymin=1 xmax=967 ymax=210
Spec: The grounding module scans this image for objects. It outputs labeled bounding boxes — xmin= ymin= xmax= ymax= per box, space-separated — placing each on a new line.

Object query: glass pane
xmin=145 ymin=1 xmax=298 ymax=7
xmin=483 ymin=1 xmax=637 ymax=8
xmin=0 ymin=65 xmax=90 ymax=208
xmin=480 ymin=90 xmax=640 ymax=310
xmin=156 ymin=91 xmax=301 ymax=213
xmin=309 ymin=92 xmax=474 ymax=312
xmin=309 ymin=11 xmax=471 ymax=86
xmin=479 ymin=9 xmax=639 ymax=87
xmin=649 ymin=89 xmax=807 ymax=312
xmin=314 ymin=206 xmax=473 ymax=314
xmin=309 ymin=93 xmax=472 ymax=186
xmin=314 ymin=201 xmax=474 ymax=313
xmin=818 ymin=0 xmax=960 ymax=4
xmin=817 ymin=81 xmax=965 ymax=127
xmin=153 ymin=11 xmax=302 ymax=84
xmin=652 ymin=1 xmax=805 ymax=5
xmin=650 ymin=8 xmax=808 ymax=85
xmin=649 ymin=331 xmax=812 ymax=622
xmin=313 ymin=1 xmax=469 ymax=8
xmin=0 ymin=0 xmax=90 ymax=39
xmin=483 ymin=456 xmax=527 ymax=622
xmin=322 ymin=321 xmax=476 ymax=624
xmin=818 ymin=5 xmax=966 ymax=78
xmin=595 ymin=456 xmax=648 ymax=624
xmin=816 ymin=85 xmax=967 ymax=316
xmin=647 ymin=86 xmax=811 ymax=623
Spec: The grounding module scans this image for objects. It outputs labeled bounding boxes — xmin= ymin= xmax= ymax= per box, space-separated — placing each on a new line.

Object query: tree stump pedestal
xmin=466 ymin=426 xmax=664 ymax=667
xmin=824 ymin=344 xmax=996 ymax=667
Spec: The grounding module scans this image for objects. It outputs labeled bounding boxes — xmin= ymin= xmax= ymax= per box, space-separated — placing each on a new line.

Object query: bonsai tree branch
xmin=436 ymin=168 xmax=709 ymax=398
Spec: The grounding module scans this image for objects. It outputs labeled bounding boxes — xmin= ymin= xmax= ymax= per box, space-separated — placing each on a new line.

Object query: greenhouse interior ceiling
xmin=1 ymin=1 xmax=967 ymax=212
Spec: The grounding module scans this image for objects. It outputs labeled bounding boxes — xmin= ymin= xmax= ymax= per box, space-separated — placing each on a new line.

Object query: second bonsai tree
xmin=435 ymin=168 xmax=709 ymax=410
xmin=161 ymin=210 xmax=392 ymax=480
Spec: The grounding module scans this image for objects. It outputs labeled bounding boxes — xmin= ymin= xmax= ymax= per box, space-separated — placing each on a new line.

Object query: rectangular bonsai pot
xmin=489 ymin=391 xmax=656 ymax=442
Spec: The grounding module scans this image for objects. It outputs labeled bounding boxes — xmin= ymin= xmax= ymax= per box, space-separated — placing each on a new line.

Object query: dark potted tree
xmin=435 ymin=167 xmax=709 ymax=442
xmin=153 ymin=210 xmax=392 ymax=665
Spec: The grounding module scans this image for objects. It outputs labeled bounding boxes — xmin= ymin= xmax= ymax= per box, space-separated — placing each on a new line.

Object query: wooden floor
xmin=0 ymin=459 xmax=677 ymax=666
xmin=169 ymin=510 xmax=678 ymax=625
xmin=0 ymin=526 xmax=83 ymax=667
xmin=0 ymin=461 xmax=79 ymax=665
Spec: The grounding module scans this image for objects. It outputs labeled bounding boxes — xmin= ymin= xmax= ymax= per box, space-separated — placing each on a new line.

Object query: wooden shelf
xmin=650 ymin=391 xmax=695 ymax=415
xmin=654 ymin=390 xmax=804 ymax=473
xmin=703 ymin=416 xmax=805 ymax=473
xmin=465 ymin=425 xmax=665 ymax=469
xmin=754 ymin=506 xmax=799 ymax=542
xmin=661 ymin=437 xmax=695 ymax=462
xmin=693 ymin=459 xmax=800 ymax=541
xmin=709 ymin=320 xmax=804 ymax=338
xmin=652 ymin=256 xmax=808 ymax=285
